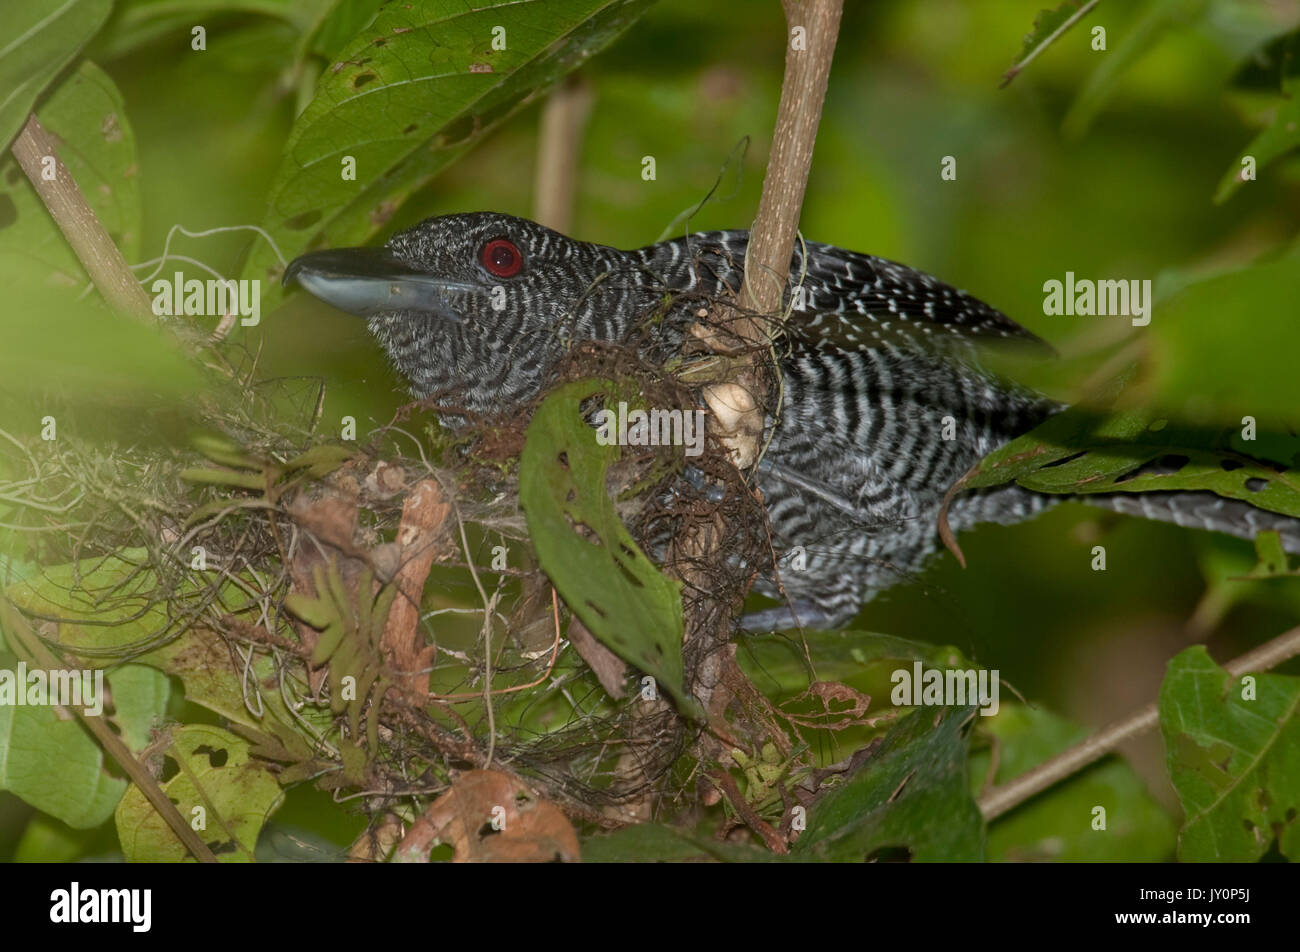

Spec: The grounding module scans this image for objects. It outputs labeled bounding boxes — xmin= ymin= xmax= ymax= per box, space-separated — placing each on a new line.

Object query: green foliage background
xmin=1 ymin=0 xmax=1299 ymax=862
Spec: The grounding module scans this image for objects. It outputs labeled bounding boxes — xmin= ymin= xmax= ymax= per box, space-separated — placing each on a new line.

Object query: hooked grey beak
xmin=283 ymin=247 xmax=478 ymax=321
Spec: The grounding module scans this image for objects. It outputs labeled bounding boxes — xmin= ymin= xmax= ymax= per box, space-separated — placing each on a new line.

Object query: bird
xmin=285 ymin=211 xmax=1300 ymax=630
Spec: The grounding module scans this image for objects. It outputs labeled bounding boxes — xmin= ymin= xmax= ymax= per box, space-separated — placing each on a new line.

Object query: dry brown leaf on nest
xmin=567 ymin=616 xmax=628 ymax=699
xmin=780 ymin=680 xmax=888 ymax=730
xmin=394 ymin=769 xmax=581 ymax=863
xmin=382 ymin=478 xmax=449 ymax=699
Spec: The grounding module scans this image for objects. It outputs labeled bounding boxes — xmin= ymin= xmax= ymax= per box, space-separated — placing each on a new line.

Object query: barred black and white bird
xmin=285 ymin=211 xmax=1300 ymax=630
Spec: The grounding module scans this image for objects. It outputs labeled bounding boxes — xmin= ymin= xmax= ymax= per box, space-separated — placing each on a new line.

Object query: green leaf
xmin=971 ymin=703 xmax=1176 ymax=862
xmin=0 ymin=60 xmax=142 ymax=282
xmin=115 ymin=724 xmax=283 ymax=862
xmin=1000 ymin=2 xmax=1086 ymax=88
xmin=0 ymin=655 xmax=170 ymax=829
xmin=793 ymin=706 xmax=985 ymax=862
xmin=738 ymin=629 xmax=973 ymax=698
xmin=1159 ymin=646 xmax=1300 ymax=861
xmin=0 ymin=0 xmax=111 ymax=152
xmin=245 ymin=0 xmax=654 ymax=310
xmin=13 ymin=812 xmax=99 ymax=863
xmin=956 ymin=406 xmax=1300 ymax=520
xmin=519 ymin=380 xmax=697 ymax=717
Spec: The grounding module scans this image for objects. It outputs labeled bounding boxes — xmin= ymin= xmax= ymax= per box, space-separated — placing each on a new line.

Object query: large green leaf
xmin=0 ymin=0 xmax=111 ymax=152
xmin=519 ymin=379 xmax=696 ymax=716
xmin=245 ymin=0 xmax=654 ymax=311
xmin=0 ymin=653 xmax=170 ymax=829
xmin=971 ymin=703 xmax=1176 ymax=862
xmin=0 ymin=60 xmax=142 ymax=282
xmin=1159 ymin=646 xmax=1300 ymax=861
xmin=793 ymin=705 xmax=985 ymax=862
xmin=115 ymin=724 xmax=283 ymax=862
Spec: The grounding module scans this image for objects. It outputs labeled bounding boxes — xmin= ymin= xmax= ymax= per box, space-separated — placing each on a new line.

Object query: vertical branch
xmin=11 ymin=114 xmax=154 ymax=320
xmin=533 ymin=75 xmax=594 ymax=235
xmin=685 ymin=1 xmax=843 ymax=821
xmin=737 ymin=0 xmax=844 ymax=326
xmin=700 ymin=0 xmax=843 ymax=471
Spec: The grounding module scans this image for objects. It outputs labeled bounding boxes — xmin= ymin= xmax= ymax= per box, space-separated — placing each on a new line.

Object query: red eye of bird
xmin=481 ymin=237 xmax=522 ymax=278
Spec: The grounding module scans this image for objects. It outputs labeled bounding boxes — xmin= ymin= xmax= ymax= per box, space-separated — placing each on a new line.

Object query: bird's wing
xmin=787 ymin=241 xmax=1054 ymax=356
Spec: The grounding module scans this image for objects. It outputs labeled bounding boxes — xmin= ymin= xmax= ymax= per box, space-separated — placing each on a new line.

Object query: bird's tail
xmin=1083 ymin=491 xmax=1300 ymax=553
xmin=953 ymin=485 xmax=1300 ymax=553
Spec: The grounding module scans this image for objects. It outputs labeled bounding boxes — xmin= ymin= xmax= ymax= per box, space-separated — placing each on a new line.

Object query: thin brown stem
xmin=0 ymin=599 xmax=219 ymax=862
xmin=11 ymin=114 xmax=154 ymax=320
xmin=978 ymin=624 xmax=1300 ymax=821
xmin=533 ymin=75 xmax=593 ymax=235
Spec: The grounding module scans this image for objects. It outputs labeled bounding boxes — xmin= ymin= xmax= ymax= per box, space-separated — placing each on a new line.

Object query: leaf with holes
xmin=519 ymin=379 xmax=698 ymax=718
xmin=1159 ymin=646 xmax=1300 ymax=861
xmin=954 ymin=406 xmax=1300 ymax=519
xmin=115 ymin=724 xmax=283 ymax=862
xmin=245 ymin=0 xmax=654 ymax=312
xmin=793 ymin=705 xmax=984 ymax=862
xmin=0 ymin=0 xmax=111 ymax=152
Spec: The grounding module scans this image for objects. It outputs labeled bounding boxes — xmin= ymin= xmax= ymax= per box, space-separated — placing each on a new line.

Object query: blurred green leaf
xmin=1146 ymin=257 xmax=1300 ymax=418
xmin=520 ymin=379 xmax=697 ymax=717
xmin=1215 ymin=75 xmax=1300 ymax=202
xmin=793 ymin=706 xmax=984 ymax=862
xmin=971 ymin=703 xmax=1176 ymax=861
xmin=247 ymin=0 xmax=654 ymax=311
xmin=115 ymin=723 xmax=282 ymax=862
xmin=12 ymin=812 xmax=99 ymax=862
xmin=1159 ymin=645 xmax=1300 ymax=861
xmin=0 ymin=0 xmax=111 ymax=152
xmin=1062 ymin=0 xmax=1208 ymax=139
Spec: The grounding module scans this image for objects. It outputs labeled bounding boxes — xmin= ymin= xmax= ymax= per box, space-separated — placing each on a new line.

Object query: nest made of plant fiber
xmin=0 ymin=312 xmax=784 ymax=831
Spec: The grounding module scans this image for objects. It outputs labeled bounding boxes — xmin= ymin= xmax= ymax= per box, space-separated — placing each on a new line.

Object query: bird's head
xmin=285 ymin=211 xmax=652 ymax=413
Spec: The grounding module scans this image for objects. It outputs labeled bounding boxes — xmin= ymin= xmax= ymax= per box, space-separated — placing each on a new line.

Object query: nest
xmin=0 ymin=293 xmax=795 ymax=843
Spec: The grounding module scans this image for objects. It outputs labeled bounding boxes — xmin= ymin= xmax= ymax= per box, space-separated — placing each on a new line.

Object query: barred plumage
xmin=286 ymin=211 xmax=1300 ymax=630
